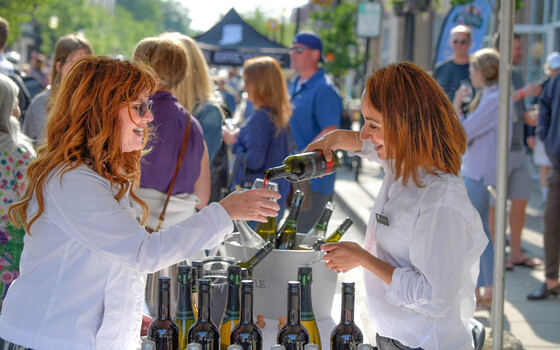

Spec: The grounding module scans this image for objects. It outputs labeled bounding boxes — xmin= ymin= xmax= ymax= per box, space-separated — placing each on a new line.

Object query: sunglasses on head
xmin=289 ymin=46 xmax=309 ymax=54
xmin=135 ymin=100 xmax=153 ymax=118
xmin=453 ymin=40 xmax=468 ymax=45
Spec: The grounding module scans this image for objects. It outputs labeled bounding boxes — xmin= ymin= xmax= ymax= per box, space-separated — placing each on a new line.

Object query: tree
xmin=0 ymin=0 xmax=54 ymax=47
xmin=310 ymin=1 xmax=363 ymax=83
xmin=242 ymin=8 xmax=296 ymax=48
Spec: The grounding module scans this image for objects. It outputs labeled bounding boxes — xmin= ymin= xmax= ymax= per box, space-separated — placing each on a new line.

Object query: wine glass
xmin=252 ymin=178 xmax=278 ymax=244
xmin=459 ymin=79 xmax=473 ymax=104
xmin=252 ymin=178 xmax=278 ymax=201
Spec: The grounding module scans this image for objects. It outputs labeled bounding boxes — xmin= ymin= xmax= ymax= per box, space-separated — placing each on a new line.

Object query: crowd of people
xmin=0 ymin=11 xmax=558 ymax=350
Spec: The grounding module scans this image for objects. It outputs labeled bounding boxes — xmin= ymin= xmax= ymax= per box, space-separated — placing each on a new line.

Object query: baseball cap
xmin=292 ymin=31 xmax=325 ymax=63
xmin=546 ymin=52 xmax=560 ymax=70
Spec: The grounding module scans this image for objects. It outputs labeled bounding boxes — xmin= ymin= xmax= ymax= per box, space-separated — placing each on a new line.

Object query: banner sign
xmin=434 ymin=0 xmax=494 ymax=66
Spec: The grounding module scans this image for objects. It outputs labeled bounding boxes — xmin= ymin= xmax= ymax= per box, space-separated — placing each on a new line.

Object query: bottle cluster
xmin=143 ymin=264 xmax=364 ymax=350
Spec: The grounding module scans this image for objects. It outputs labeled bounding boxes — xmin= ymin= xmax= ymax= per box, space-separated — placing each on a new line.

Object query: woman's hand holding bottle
xmin=219 ymin=188 xmax=280 ymax=222
xmin=305 ymin=129 xmax=361 ymax=162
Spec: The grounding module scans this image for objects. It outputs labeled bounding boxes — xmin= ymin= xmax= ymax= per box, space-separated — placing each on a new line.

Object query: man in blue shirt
xmin=288 ymin=31 xmax=343 ymax=232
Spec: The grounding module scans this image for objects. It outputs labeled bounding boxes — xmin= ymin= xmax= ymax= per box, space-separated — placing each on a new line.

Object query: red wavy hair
xmin=9 ymin=57 xmax=156 ymax=233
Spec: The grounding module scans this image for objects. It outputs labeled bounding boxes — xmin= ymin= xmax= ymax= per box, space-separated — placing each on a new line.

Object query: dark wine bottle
xmin=312 ymin=218 xmax=353 ymax=250
xmin=188 ymin=279 xmax=220 ymax=350
xmin=277 ymin=281 xmax=309 ymax=350
xmin=298 ymin=201 xmax=335 ymax=250
xmin=276 ymin=190 xmax=305 ymax=250
xmin=264 ymin=151 xmax=339 ymax=183
xmin=220 ymin=266 xmax=242 ymax=350
xmin=230 ymin=280 xmax=263 ymax=350
xmin=297 ymin=267 xmax=321 ymax=350
xmin=330 ymin=282 xmax=363 ymax=350
xmin=191 ymin=260 xmax=204 ymax=319
xmin=148 ymin=277 xmax=180 ymax=350
xmin=240 ymin=268 xmax=249 ymax=281
xmin=175 ymin=265 xmax=196 ymax=350
xmin=234 ymin=242 xmax=274 ymax=278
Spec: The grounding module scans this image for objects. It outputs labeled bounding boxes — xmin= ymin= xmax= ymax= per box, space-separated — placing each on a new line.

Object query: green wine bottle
xmin=174 ymin=265 xmax=196 ymax=350
xmin=330 ymin=282 xmax=363 ymax=350
xmin=277 ymin=281 xmax=309 ymax=350
xmin=297 ymin=201 xmax=335 ymax=250
xmin=312 ymin=218 xmax=353 ymax=250
xmin=230 ymin=280 xmax=263 ymax=350
xmin=191 ymin=260 xmax=204 ymax=319
xmin=254 ymin=216 xmax=277 ymax=245
xmin=276 ymin=190 xmax=305 ymax=250
xmin=264 ymin=151 xmax=339 ymax=183
xmin=298 ymin=267 xmax=321 ymax=349
xmin=220 ymin=266 xmax=242 ymax=350
xmin=234 ymin=242 xmax=274 ymax=278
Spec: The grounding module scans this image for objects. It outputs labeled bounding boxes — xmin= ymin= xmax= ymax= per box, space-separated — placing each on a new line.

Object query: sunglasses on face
xmin=289 ymin=46 xmax=309 ymax=54
xmin=453 ymin=40 xmax=468 ymax=45
xmin=134 ymin=100 xmax=153 ymax=118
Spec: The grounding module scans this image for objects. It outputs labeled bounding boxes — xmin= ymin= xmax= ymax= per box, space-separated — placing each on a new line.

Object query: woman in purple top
xmin=132 ymin=36 xmax=210 ymax=318
xmin=223 ymin=56 xmax=292 ymax=217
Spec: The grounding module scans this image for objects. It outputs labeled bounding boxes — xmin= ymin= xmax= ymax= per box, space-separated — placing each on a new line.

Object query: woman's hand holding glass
xmin=219 ymin=183 xmax=280 ymax=223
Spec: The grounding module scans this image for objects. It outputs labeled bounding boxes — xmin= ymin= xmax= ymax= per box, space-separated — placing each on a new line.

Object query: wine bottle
xmin=276 ymin=190 xmax=305 ymax=250
xmin=175 ymin=265 xmax=196 ymax=350
xmin=220 ymin=266 xmax=242 ymax=350
xmin=230 ymin=280 xmax=263 ymax=350
xmin=297 ymin=202 xmax=335 ymax=250
xmin=187 ymin=344 xmax=202 ymax=350
xmin=254 ymin=216 xmax=277 ymax=245
xmin=303 ymin=345 xmax=319 ymax=350
xmin=271 ymin=346 xmax=286 ymax=350
xmin=234 ymin=242 xmax=274 ymax=278
xmin=277 ymin=281 xmax=309 ymax=350
xmin=227 ymin=346 xmax=243 ymax=350
xmin=148 ymin=277 xmax=180 ymax=350
xmin=192 ymin=260 xmax=204 ymax=319
xmin=264 ymin=151 xmax=339 ymax=183
xmin=297 ymin=267 xmax=321 ymax=350
xmin=312 ymin=218 xmax=353 ymax=250
xmin=235 ymin=220 xmax=266 ymax=248
xmin=330 ymin=282 xmax=363 ymax=350
xmin=188 ymin=279 xmax=220 ymax=350
xmin=240 ymin=268 xmax=250 ymax=281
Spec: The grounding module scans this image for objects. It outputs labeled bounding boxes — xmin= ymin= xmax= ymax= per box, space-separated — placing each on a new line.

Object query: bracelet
xmin=352 ymin=131 xmax=359 ymax=152
xmin=518 ymin=89 xmax=525 ymax=98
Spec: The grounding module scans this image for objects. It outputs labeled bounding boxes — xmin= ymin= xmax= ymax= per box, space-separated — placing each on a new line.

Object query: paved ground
xmin=332 ymin=154 xmax=560 ymax=349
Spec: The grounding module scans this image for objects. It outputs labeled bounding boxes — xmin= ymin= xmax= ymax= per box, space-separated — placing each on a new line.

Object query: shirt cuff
xmin=386 ymin=266 xmax=430 ymax=308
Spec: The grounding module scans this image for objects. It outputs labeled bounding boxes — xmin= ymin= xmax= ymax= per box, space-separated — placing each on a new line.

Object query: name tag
xmin=376 ymin=213 xmax=390 ymax=226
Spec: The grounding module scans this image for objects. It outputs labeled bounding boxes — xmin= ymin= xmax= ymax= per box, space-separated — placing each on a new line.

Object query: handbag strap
xmin=155 ymin=115 xmax=192 ymax=232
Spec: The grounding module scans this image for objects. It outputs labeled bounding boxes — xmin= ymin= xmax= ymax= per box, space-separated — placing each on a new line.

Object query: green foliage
xmin=242 ymin=9 xmax=296 ymax=48
xmin=310 ymin=2 xmax=363 ymax=79
xmin=450 ymin=0 xmax=524 ymax=11
xmin=3 ymin=0 xmax=193 ymax=58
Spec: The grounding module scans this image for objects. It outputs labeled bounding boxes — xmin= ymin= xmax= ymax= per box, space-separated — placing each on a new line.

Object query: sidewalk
xmin=333 ymin=155 xmax=560 ymax=349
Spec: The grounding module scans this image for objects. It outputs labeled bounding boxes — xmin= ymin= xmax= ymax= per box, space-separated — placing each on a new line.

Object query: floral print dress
xmin=0 ymin=134 xmax=34 ymax=304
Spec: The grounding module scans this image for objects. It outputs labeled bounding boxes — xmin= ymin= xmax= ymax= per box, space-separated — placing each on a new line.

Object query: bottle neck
xmin=287 ymin=292 xmax=301 ymax=325
xmin=264 ymin=165 xmax=289 ymax=181
xmin=197 ymin=289 xmax=212 ymax=322
xmin=240 ymin=290 xmax=254 ymax=324
xmin=245 ymin=246 xmax=271 ymax=269
xmin=176 ymin=279 xmax=194 ymax=316
xmin=340 ymin=292 xmax=355 ymax=324
xmin=300 ymin=283 xmax=315 ymax=321
xmin=224 ymin=283 xmax=240 ymax=319
xmin=159 ymin=285 xmax=171 ymax=320
xmin=312 ymin=209 xmax=333 ymax=237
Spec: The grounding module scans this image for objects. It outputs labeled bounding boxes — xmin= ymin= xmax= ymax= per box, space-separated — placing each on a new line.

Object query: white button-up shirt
xmin=351 ymin=141 xmax=488 ymax=349
xmin=0 ymin=165 xmax=233 ymax=349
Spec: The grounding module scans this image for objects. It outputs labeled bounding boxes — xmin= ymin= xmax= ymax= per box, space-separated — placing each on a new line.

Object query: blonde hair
xmin=133 ymin=36 xmax=187 ymax=90
xmin=468 ymin=48 xmax=499 ymax=113
xmin=163 ymin=32 xmax=220 ymax=115
xmin=0 ymin=74 xmax=33 ymax=151
xmin=242 ymin=56 xmax=291 ymax=134
xmin=9 ymin=57 xmax=156 ymax=233
xmin=450 ymin=24 xmax=472 ymax=41
xmin=365 ymin=62 xmax=466 ymax=187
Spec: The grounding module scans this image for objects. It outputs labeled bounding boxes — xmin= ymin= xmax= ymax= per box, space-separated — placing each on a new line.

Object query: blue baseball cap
xmin=292 ymin=31 xmax=325 ymax=63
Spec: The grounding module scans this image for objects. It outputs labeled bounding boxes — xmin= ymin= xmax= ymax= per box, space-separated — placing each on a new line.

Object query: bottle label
xmin=324 ymin=158 xmax=334 ymax=175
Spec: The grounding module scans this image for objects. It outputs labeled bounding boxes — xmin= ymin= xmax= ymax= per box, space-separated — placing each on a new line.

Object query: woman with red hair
xmin=0 ymin=57 xmax=279 ymax=349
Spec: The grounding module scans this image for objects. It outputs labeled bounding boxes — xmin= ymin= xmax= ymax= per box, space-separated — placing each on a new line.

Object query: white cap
xmin=546 ymin=52 xmax=560 ymax=70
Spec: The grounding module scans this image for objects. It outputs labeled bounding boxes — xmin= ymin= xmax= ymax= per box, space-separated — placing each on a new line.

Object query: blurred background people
xmin=22 ymin=33 xmax=93 ymax=145
xmin=288 ymin=31 xmax=343 ymax=232
xmin=29 ymin=53 xmax=48 ymax=89
xmin=0 ymin=74 xmax=35 ymax=309
xmin=0 ymin=17 xmax=14 ymax=76
xmin=223 ymin=56 xmax=292 ymax=219
xmin=453 ymin=48 xmax=511 ymax=309
xmin=433 ymin=24 xmax=472 ymax=102
xmin=166 ymin=33 xmax=229 ymax=203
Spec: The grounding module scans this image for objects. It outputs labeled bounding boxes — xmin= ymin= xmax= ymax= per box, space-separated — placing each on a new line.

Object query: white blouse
xmin=0 ymin=165 xmax=233 ymax=350
xmin=351 ymin=141 xmax=488 ymax=349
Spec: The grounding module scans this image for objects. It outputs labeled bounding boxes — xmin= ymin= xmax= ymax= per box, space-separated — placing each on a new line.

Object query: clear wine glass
xmin=252 ymin=178 xmax=278 ymax=202
xmin=459 ymin=79 xmax=473 ymax=104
